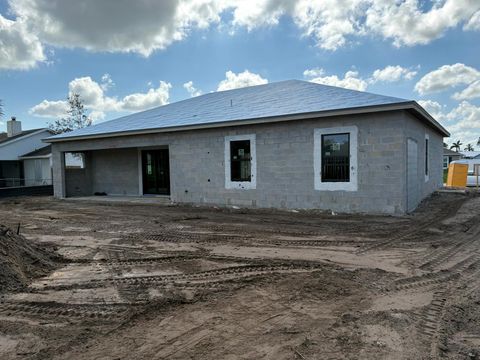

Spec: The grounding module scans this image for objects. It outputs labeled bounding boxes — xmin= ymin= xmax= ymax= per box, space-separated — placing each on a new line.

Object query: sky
xmin=0 ymin=0 xmax=479 ymax=147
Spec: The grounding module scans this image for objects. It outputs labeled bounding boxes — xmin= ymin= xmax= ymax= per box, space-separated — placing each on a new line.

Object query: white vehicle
xmin=450 ymin=159 xmax=480 ymax=187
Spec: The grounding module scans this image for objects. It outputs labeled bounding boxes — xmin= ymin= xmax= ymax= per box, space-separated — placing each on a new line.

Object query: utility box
xmin=447 ymin=163 xmax=468 ymax=187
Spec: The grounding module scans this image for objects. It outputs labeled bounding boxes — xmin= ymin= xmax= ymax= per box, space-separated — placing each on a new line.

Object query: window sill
xmin=315 ymin=181 xmax=357 ymax=191
xmin=225 ymin=181 xmax=255 ymax=190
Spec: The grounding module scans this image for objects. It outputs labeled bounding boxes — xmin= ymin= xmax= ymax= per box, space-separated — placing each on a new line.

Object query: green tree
xmin=450 ymin=140 xmax=463 ymax=152
xmin=49 ymin=93 xmax=92 ymax=134
xmin=465 ymin=144 xmax=474 ymax=151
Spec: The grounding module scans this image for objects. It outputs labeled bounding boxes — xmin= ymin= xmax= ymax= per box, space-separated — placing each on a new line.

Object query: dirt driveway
xmin=0 ymin=191 xmax=479 ymax=359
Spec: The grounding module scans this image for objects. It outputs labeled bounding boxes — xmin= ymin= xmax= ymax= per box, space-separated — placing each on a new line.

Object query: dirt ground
xmin=0 ymin=191 xmax=479 ymax=360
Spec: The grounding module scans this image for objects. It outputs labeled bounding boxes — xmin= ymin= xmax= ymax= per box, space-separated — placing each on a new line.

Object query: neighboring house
xmin=0 ymin=117 xmax=52 ymax=188
xmin=461 ymin=151 xmax=480 ymax=159
xmin=19 ymin=145 xmax=52 ymax=186
xmin=443 ymin=148 xmax=463 ymax=169
xmin=45 ymin=80 xmax=449 ymax=214
xmin=452 ymin=150 xmax=480 ymax=180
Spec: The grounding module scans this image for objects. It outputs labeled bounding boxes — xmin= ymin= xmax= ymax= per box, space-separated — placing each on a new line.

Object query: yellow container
xmin=447 ymin=163 xmax=468 ymax=187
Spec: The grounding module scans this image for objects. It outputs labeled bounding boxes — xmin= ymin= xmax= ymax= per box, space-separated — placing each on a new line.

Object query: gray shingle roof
xmin=20 ymin=145 xmax=51 ymax=158
xmin=46 ymin=80 xmax=434 ymax=141
xmin=0 ymin=129 xmax=46 ymax=145
xmin=443 ymin=148 xmax=462 ymax=156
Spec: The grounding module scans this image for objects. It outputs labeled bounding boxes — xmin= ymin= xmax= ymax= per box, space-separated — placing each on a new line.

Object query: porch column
xmin=51 ymin=144 xmax=66 ymax=198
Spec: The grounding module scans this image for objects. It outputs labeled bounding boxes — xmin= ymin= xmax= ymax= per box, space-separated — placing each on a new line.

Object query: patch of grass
xmin=443 ymin=169 xmax=448 ymax=183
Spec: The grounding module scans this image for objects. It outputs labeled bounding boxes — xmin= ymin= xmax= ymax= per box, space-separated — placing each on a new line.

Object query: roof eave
xmin=409 ymin=101 xmax=450 ymax=137
xmin=18 ymin=154 xmax=52 ymax=160
xmin=44 ymin=102 xmax=448 ymax=143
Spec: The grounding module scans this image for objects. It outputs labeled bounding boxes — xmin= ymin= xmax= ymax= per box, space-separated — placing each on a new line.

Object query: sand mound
xmin=0 ymin=225 xmax=59 ymax=292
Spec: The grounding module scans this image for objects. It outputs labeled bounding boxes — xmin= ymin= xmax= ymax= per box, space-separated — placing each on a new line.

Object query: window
xmin=230 ymin=140 xmax=251 ymax=182
xmin=65 ymin=152 xmax=86 ymax=169
xmin=225 ymin=134 xmax=256 ymax=189
xmin=443 ymin=156 xmax=449 ymax=169
xmin=321 ymin=133 xmax=350 ymax=182
xmin=314 ymin=126 xmax=358 ymax=191
xmin=425 ymin=134 xmax=429 ymax=181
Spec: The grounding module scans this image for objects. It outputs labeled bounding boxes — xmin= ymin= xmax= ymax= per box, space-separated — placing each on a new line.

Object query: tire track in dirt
xmin=123 ymin=232 xmax=253 ymax=244
xmin=392 ymin=256 xmax=479 ymax=291
xmin=0 ymin=301 xmax=135 ymax=322
xmin=37 ymin=263 xmax=321 ymax=292
xmin=417 ymin=222 xmax=480 ymax=271
xmin=128 ymin=230 xmax=372 ymax=249
xmin=414 ymin=258 xmax=480 ymax=358
xmin=357 ymin=197 xmax=466 ymax=254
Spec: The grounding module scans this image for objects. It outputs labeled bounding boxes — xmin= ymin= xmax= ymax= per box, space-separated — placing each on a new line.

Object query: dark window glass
xmin=230 ymin=140 xmax=251 ymax=182
xmin=321 ymin=133 xmax=350 ymax=182
xmin=425 ymin=138 xmax=429 ymax=176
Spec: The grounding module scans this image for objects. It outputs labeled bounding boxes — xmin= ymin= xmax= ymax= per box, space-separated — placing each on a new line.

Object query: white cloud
xmin=0 ymin=14 xmax=45 ymax=70
xmin=464 ymin=10 xmax=480 ymax=30
xmin=100 ymin=73 xmax=114 ymax=91
xmin=452 ymin=80 xmax=480 ymax=101
xmin=303 ymin=68 xmax=324 ymax=78
xmin=418 ymin=99 xmax=447 ymax=122
xmin=217 ymin=70 xmax=268 ymax=91
xmin=417 ymin=100 xmax=480 ymax=145
xmin=183 ymin=81 xmax=202 ymax=97
xmin=29 ymin=100 xmax=68 ymax=118
xmin=2 ymin=0 xmax=478 ymax=71
xmin=89 ymin=110 xmax=106 ymax=122
xmin=29 ymin=75 xmax=171 ymax=120
xmin=232 ymin=0 xmax=362 ymax=51
xmin=371 ymin=65 xmax=417 ymax=83
xmin=414 ymin=63 xmax=480 ymax=95
xmin=1 ymin=1 xmax=479 ymax=70
xmin=232 ymin=0 xmax=480 ymax=50
xmin=445 ymin=101 xmax=480 ymax=145
xmin=365 ymin=0 xmax=479 ymax=48
xmin=68 ymin=77 xmax=106 ymax=108
xmin=121 ymin=81 xmax=171 ymax=112
xmin=304 ymin=65 xmax=417 ymax=91
xmin=304 ymin=68 xmax=368 ymax=91
xmin=7 ymin=0 xmax=228 ymax=57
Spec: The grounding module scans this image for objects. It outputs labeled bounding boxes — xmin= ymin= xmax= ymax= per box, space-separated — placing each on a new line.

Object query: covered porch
xmin=57 ymin=146 xmax=171 ymax=198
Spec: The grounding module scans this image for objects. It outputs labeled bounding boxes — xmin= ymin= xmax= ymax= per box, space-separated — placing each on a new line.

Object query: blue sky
xmin=0 ymin=0 xmax=479 ymax=146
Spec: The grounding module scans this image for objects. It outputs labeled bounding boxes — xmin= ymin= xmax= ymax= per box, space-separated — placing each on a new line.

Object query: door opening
xmin=141 ymin=149 xmax=170 ymax=195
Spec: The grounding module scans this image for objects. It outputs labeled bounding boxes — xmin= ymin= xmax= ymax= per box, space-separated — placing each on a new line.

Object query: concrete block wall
xmin=404 ymin=111 xmax=444 ymax=210
xmin=65 ymin=152 xmax=92 ymax=197
xmin=90 ymin=148 xmax=139 ymax=195
xmin=50 ymin=110 xmax=444 ymax=214
xmin=167 ymin=113 xmax=408 ymax=214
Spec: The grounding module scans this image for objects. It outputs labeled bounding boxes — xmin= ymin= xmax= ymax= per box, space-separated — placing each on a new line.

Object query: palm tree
xmin=465 ymin=144 xmax=474 ymax=151
xmin=0 ymin=99 xmax=3 ymax=119
xmin=450 ymin=140 xmax=463 ymax=152
xmin=477 ymin=137 xmax=480 ymax=147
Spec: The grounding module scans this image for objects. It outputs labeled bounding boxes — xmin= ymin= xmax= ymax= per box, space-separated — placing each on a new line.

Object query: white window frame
xmin=314 ymin=126 xmax=358 ymax=191
xmin=425 ymin=133 xmax=430 ymax=182
xmin=443 ymin=156 xmax=449 ymax=170
xmin=225 ymin=134 xmax=256 ymax=190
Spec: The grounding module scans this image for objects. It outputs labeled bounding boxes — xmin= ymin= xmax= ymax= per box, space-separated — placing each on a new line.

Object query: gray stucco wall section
xmin=50 ymin=110 xmax=444 ymax=214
